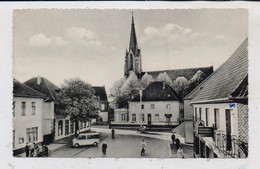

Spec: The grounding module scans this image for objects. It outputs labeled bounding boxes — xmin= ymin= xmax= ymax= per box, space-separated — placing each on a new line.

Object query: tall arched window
xmin=58 ymin=120 xmax=63 ymax=136
xmin=65 ymin=120 xmax=69 ymax=135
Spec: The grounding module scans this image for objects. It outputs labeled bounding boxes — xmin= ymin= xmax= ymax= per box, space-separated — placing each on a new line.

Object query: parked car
xmin=72 ymin=133 xmax=100 ymax=147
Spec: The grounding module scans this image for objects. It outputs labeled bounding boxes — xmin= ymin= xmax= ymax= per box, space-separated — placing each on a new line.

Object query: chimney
xmin=37 ymin=76 xmax=41 ymax=85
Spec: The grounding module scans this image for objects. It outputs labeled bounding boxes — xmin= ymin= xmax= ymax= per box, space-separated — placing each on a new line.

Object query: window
xmin=205 ymin=108 xmax=209 ymax=126
xmin=155 ymin=114 xmax=159 ymax=122
xmin=21 ymin=102 xmax=26 ymax=116
xmin=150 ymin=104 xmax=154 ymax=109
xmin=121 ymin=114 xmax=126 ymax=121
xmin=214 ymin=109 xmax=220 ymax=129
xmin=65 ymin=120 xmax=69 ymax=135
xmin=80 ymin=121 xmax=83 ymax=129
xmin=140 ymin=114 xmax=145 ymax=122
xmin=78 ymin=135 xmax=86 ymax=140
xmin=70 ymin=119 xmax=74 ymax=134
xmin=13 ymin=101 xmax=15 ymax=117
xmin=31 ymin=102 xmax=36 ymax=115
xmin=141 ymin=104 xmax=144 ymax=109
xmin=26 ymin=127 xmax=38 ymax=143
xmin=132 ymin=114 xmax=136 ymax=122
xmin=83 ymin=122 xmax=86 ymax=128
xmin=195 ymin=107 xmax=197 ymax=121
xmin=101 ymin=104 xmax=105 ymax=111
xmin=166 ymin=104 xmax=171 ymax=109
xmin=199 ymin=108 xmax=202 ymax=120
xmin=58 ymin=121 xmax=63 ymax=136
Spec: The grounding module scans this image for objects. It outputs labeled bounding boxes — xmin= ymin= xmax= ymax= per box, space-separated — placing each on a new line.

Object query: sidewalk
xmin=16 ymin=143 xmax=67 ymax=157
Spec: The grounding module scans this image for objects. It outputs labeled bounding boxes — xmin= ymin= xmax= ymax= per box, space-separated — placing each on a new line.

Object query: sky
xmin=13 ymin=9 xmax=248 ymax=94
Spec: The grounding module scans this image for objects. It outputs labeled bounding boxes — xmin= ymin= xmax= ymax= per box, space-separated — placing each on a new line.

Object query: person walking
xmin=102 ymin=142 xmax=107 ymax=155
xmin=140 ymin=139 xmax=146 ymax=156
xmin=111 ymin=128 xmax=115 ymax=139
xmin=175 ymin=138 xmax=180 ymax=150
xmin=171 ymin=133 xmax=176 ymax=146
xmin=177 ymin=147 xmax=184 ymax=158
xmin=30 ymin=143 xmax=35 ymax=157
xmin=25 ymin=143 xmax=30 ymax=157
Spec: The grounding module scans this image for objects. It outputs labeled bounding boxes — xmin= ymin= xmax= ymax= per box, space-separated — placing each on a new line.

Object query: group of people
xmin=171 ymin=133 xmax=184 ymax=158
xmin=25 ymin=142 xmax=49 ymax=157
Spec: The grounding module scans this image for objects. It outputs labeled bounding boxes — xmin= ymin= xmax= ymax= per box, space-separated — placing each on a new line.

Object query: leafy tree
xmin=187 ymin=70 xmax=207 ymax=93
xmin=141 ymin=72 xmax=154 ymax=88
xmin=109 ymin=78 xmax=126 ymax=108
xmin=172 ymin=76 xmax=189 ymax=98
xmin=57 ymin=78 xmax=99 ymax=136
xmin=156 ymin=72 xmax=173 ymax=85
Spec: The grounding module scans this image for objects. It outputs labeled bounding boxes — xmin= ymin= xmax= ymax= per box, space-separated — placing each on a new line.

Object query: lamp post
xmin=139 ymin=89 xmax=143 ymax=127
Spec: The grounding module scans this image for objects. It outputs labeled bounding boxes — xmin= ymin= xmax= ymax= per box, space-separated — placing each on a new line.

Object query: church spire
xmin=129 ymin=12 xmax=138 ymax=54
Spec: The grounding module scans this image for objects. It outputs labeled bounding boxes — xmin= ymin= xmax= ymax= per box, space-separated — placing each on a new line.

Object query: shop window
xmin=26 ymin=127 xmax=38 ymax=142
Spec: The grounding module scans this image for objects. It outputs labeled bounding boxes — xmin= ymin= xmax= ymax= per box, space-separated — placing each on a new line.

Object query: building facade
xmin=13 ymin=79 xmax=46 ymax=155
xmin=93 ymin=86 xmax=109 ymax=122
xmin=191 ymin=38 xmax=248 ymax=158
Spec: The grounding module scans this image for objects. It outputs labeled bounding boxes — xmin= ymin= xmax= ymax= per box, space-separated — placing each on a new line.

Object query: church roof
xmin=24 ymin=77 xmax=60 ymax=102
xmin=142 ymin=66 xmax=213 ymax=81
xmin=13 ymin=79 xmax=46 ymax=99
xmin=93 ymin=86 xmax=108 ymax=101
xmin=129 ymin=13 xmax=138 ymax=55
xmin=191 ymin=38 xmax=248 ymax=103
xmin=130 ymin=81 xmax=182 ymax=102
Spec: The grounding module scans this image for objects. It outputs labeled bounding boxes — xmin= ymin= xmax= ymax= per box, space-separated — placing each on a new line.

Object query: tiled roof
xmin=13 ymin=79 xmax=46 ymax=98
xmin=130 ymin=81 xmax=182 ymax=102
xmin=191 ymin=38 xmax=248 ymax=102
xmin=24 ymin=77 xmax=60 ymax=101
xmin=230 ymin=74 xmax=248 ymax=98
xmin=93 ymin=86 xmax=108 ymax=101
xmin=142 ymin=66 xmax=213 ymax=81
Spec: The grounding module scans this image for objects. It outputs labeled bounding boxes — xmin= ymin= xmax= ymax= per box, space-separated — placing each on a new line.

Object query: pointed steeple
xmin=129 ymin=12 xmax=138 ymax=54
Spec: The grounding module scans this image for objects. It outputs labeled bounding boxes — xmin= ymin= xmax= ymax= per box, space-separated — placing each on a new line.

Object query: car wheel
xmin=93 ymin=142 xmax=98 ymax=146
xmin=74 ymin=143 xmax=79 ymax=148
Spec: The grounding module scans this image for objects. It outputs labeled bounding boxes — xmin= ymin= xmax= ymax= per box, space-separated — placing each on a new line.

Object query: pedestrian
xmin=30 ymin=143 xmax=35 ymax=157
xmin=112 ymin=128 xmax=115 ymax=139
xmin=25 ymin=143 xmax=30 ymax=157
xmin=171 ymin=133 xmax=176 ymax=146
xmin=102 ymin=142 xmax=107 ymax=155
xmin=140 ymin=139 xmax=146 ymax=156
xmin=177 ymin=147 xmax=184 ymax=158
xmin=175 ymin=138 xmax=180 ymax=150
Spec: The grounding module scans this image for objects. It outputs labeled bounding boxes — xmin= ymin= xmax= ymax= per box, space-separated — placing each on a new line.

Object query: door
xmin=147 ymin=114 xmax=151 ymax=125
xmin=225 ymin=109 xmax=232 ymax=151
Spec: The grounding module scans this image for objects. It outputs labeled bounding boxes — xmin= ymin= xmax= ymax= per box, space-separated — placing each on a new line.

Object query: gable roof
xmin=130 ymin=81 xmax=181 ymax=102
xmin=191 ymin=38 xmax=248 ymax=103
xmin=93 ymin=86 xmax=108 ymax=101
xmin=24 ymin=77 xmax=60 ymax=102
xmin=230 ymin=74 xmax=248 ymax=98
xmin=143 ymin=66 xmax=213 ymax=81
xmin=13 ymin=79 xmax=46 ymax=99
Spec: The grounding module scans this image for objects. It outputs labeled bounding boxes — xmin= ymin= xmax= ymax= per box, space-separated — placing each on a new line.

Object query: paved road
xmin=50 ymin=132 xmax=171 ymax=158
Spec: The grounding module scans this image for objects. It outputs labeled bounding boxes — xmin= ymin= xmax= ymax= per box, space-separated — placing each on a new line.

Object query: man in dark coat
xmin=112 ymin=129 xmax=115 ymax=139
xmin=102 ymin=142 xmax=107 ymax=155
xmin=25 ymin=143 xmax=30 ymax=157
xmin=171 ymin=133 xmax=176 ymax=146
xmin=175 ymin=138 xmax=180 ymax=150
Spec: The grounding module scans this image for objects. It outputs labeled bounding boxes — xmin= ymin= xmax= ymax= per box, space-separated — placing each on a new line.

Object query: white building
xmin=191 ymin=38 xmax=248 ymax=158
xmin=113 ymin=81 xmax=183 ymax=127
xmin=13 ymin=79 xmax=46 ymax=155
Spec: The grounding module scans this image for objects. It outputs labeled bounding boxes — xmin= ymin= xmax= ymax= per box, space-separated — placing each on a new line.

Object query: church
xmin=124 ymin=13 xmax=213 ymax=82
xmin=112 ymin=14 xmax=214 ymax=128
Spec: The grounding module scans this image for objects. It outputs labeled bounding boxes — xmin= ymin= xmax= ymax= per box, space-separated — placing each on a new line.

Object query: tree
xmin=156 ymin=72 xmax=173 ymax=85
xmin=109 ymin=78 xmax=126 ymax=109
xmin=187 ymin=70 xmax=207 ymax=93
xmin=57 ymin=78 xmax=99 ymax=136
xmin=172 ymin=76 xmax=189 ymax=98
xmin=141 ymin=72 xmax=154 ymax=88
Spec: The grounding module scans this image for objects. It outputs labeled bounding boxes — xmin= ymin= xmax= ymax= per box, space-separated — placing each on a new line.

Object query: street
xmin=50 ymin=132 xmax=171 ymax=158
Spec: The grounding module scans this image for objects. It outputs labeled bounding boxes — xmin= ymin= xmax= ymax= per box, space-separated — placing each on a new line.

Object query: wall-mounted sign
xmin=198 ymin=127 xmax=213 ymax=137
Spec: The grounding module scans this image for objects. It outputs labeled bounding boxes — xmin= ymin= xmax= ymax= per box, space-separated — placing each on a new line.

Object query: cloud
xmin=29 ymin=34 xmax=67 ymax=48
xmin=212 ymin=34 xmax=227 ymax=41
xmin=140 ymin=24 xmax=207 ymax=50
xmin=65 ymin=27 xmax=97 ymax=40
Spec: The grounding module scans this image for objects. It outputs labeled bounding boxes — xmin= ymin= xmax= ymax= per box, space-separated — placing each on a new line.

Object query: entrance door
xmin=147 ymin=114 xmax=151 ymax=125
xmin=225 ymin=109 xmax=232 ymax=151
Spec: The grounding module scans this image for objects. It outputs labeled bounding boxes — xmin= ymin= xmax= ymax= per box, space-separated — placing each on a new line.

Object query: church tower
xmin=124 ymin=13 xmax=142 ymax=78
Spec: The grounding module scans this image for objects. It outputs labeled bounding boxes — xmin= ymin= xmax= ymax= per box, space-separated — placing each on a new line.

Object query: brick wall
xmin=237 ymin=103 xmax=248 ymax=143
